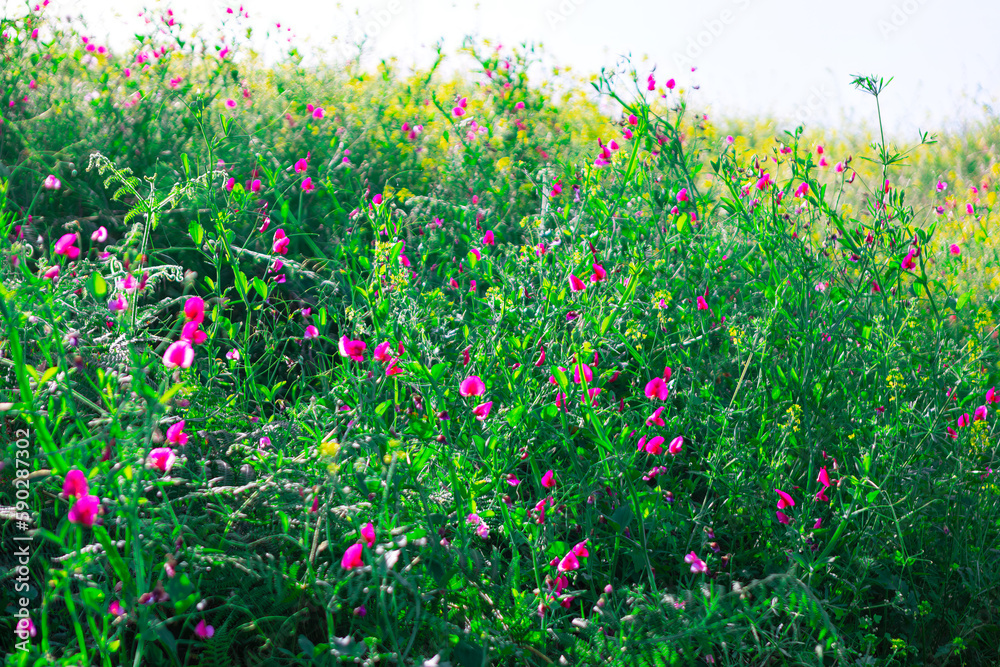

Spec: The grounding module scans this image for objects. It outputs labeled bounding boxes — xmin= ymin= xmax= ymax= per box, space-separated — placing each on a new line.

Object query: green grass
xmin=1 ymin=5 xmax=1000 ymax=666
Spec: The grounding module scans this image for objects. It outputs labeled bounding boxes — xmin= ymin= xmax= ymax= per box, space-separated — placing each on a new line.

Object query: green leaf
xmin=252 ymin=276 xmax=268 ymax=299
xmin=506 ymin=404 xmax=526 ymax=427
xmin=375 ymin=400 xmax=392 ymax=417
xmin=188 ymin=220 xmax=204 ymax=244
xmin=88 ymin=272 xmax=108 ymax=299
xmin=956 ymin=291 xmax=972 ymax=311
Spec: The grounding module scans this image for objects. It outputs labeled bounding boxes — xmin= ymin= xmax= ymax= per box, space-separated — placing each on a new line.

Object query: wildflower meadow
xmin=2 ymin=3 xmax=1000 ymax=666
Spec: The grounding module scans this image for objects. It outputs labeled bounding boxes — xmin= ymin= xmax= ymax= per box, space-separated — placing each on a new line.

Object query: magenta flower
xmin=312 ymin=107 xmax=324 ymax=119
xmin=668 ymin=435 xmax=683 ymax=455
xmin=573 ymin=363 xmax=593 ymax=384
xmin=817 ymin=467 xmax=831 ymax=487
xmin=775 ymin=489 xmax=795 ymax=509
xmin=590 ymin=263 xmax=607 ymax=283
xmin=483 ymin=230 xmax=495 ymax=245
xmin=338 ymin=335 xmax=366 ymax=361
xmin=91 ymin=226 xmax=108 ymax=242
xmin=108 ymin=294 xmax=128 ymax=312
xmin=360 ymin=522 xmax=376 ymax=548
xmin=166 ymin=420 xmax=188 ymax=446
xmin=272 ymin=228 xmax=290 ymax=255
xmin=974 ymin=405 xmax=988 ymax=422
xmin=341 ymin=542 xmax=364 ymax=569
xmin=373 ymin=341 xmax=392 ymax=362
xmin=684 ymin=551 xmax=707 ymax=573
xmin=958 ymin=413 xmax=971 ymax=428
xmin=645 ymin=377 xmax=669 ymax=401
xmin=901 ymin=250 xmax=916 ymax=271
xmin=181 ymin=321 xmax=207 ymax=345
xmin=776 ymin=511 xmax=791 ymax=525
xmin=109 ymin=601 xmax=125 ymax=617
xmin=572 ymin=539 xmax=590 ymax=557
xmin=950 ymin=244 xmax=961 ymax=256
xmin=646 ymin=407 xmax=665 ymax=426
xmin=250 ymin=179 xmax=261 ymax=193
xmin=301 ymin=177 xmax=315 ymax=193
xmin=644 ymin=436 xmax=665 ymax=455
xmin=15 ymin=617 xmax=36 ymax=639
xmin=43 ymin=174 xmax=61 ymax=190
xmin=163 ymin=340 xmax=194 ymax=369
xmin=294 ymin=158 xmax=308 ymax=173
xmin=304 ymin=325 xmax=319 ymax=340
xmin=147 ymin=448 xmax=177 ymax=473
xmin=541 ymin=470 xmax=556 ymax=488
xmin=557 ymin=551 xmax=580 ymax=573
xmin=472 ymin=401 xmax=493 ymax=421
xmin=225 ymin=99 xmax=236 ymax=109
xmin=569 ymin=274 xmax=586 ymax=292
xmin=195 ymin=620 xmax=214 ymax=639
xmin=988 ymin=387 xmax=999 ymax=404
xmin=676 ymin=188 xmax=689 ymax=203
xmin=184 ymin=297 xmax=205 ymax=323
xmin=68 ymin=494 xmax=100 ymax=526
xmin=54 ymin=233 xmax=80 ymax=259
xmin=460 ymin=375 xmax=486 ymax=397
xmin=794 ymin=183 xmax=809 ymax=198
xmin=697 ymin=296 xmax=709 ymax=311
xmin=62 ymin=468 xmax=89 ymax=499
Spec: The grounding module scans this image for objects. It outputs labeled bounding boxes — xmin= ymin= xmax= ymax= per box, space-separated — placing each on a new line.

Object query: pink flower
xmin=184 ymin=297 xmax=205 ymax=323
xmin=91 ymin=226 xmax=108 ymax=242
xmin=341 ymin=542 xmax=364 ymax=569
xmin=469 ymin=248 xmax=481 ymax=261
xmin=775 ymin=489 xmax=795 ymax=509
xmin=225 ymin=99 xmax=236 ymax=109
xmin=250 ymin=179 xmax=261 ymax=193
xmin=794 ymin=183 xmax=809 ymax=198
xmin=483 ymin=230 xmax=495 ymax=245
xmin=43 ymin=174 xmax=61 ymax=190
xmin=272 ymin=228 xmax=290 ymax=255
xmin=54 ymin=233 xmax=80 ymax=259
xmin=460 ymin=375 xmax=486 ymax=397
xmin=569 ymin=274 xmax=586 ymax=292
xmin=472 ymin=401 xmax=493 ymax=421
xmin=936 ymin=180 xmax=948 ymax=192
xmin=901 ymin=251 xmax=916 ymax=271
xmin=684 ymin=551 xmax=707 ymax=573
xmin=301 ymin=177 xmax=315 ymax=193
xmin=195 ymin=620 xmax=214 ymax=639
xmin=62 ymin=468 xmax=89 ymax=499
xmin=338 ymin=336 xmax=366 ymax=361
xmin=557 ymin=551 xmax=580 ymax=572
xmin=374 ymin=341 xmax=392 ymax=362
xmin=645 ymin=377 xmax=669 ymax=401
xmin=776 ymin=511 xmax=791 ymax=525
xmin=817 ymin=467 xmax=831 ymax=487
xmin=644 ymin=436 xmax=665 ymax=455
xmin=646 ymin=407 xmax=665 ymax=426
xmin=294 ymin=158 xmax=308 ymax=173
xmin=541 ymin=470 xmax=556 ymax=488
xmin=360 ymin=522 xmax=376 ymax=547
xmin=668 ymin=436 xmax=683 ymax=455
xmin=109 ymin=601 xmax=125 ymax=617
xmin=573 ymin=363 xmax=593 ymax=384
xmin=166 ymin=420 xmax=188 ymax=446
xmin=987 ymin=387 xmax=999 ymax=404
xmin=43 ymin=264 xmax=59 ymax=280
xmin=676 ymin=188 xmax=689 ymax=203
xmin=947 ymin=427 xmax=958 ymax=440
xmin=181 ymin=321 xmax=207 ymax=345
xmin=627 ymin=114 xmax=638 ymax=126
xmin=958 ymin=413 xmax=971 ymax=428
xmin=974 ymin=405 xmax=988 ymax=422
xmin=304 ymin=325 xmax=319 ymax=340
xmin=224 ymin=177 xmax=235 ymax=192
xmin=312 ymin=107 xmax=324 ymax=119
xmin=697 ymin=296 xmax=709 ymax=311
xmin=69 ymin=496 xmax=101 ymax=526
xmin=15 ymin=618 xmax=36 ymax=639
xmin=108 ymin=294 xmax=128 ymax=312
xmin=147 ymin=447 xmax=176 ymax=473
xmin=572 ymin=539 xmax=590 ymax=558
xmin=163 ymin=340 xmax=194 ymax=369
xmin=590 ymin=263 xmax=607 ymax=283
xmin=950 ymin=244 xmax=961 ymax=256
xmin=967 ymin=203 xmax=975 ymax=215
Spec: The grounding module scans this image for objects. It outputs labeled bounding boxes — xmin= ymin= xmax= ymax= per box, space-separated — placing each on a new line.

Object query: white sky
xmin=26 ymin=0 xmax=1000 ymax=137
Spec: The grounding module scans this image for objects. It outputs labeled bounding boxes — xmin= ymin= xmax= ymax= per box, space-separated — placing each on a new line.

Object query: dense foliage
xmin=2 ymin=4 xmax=1000 ymax=666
